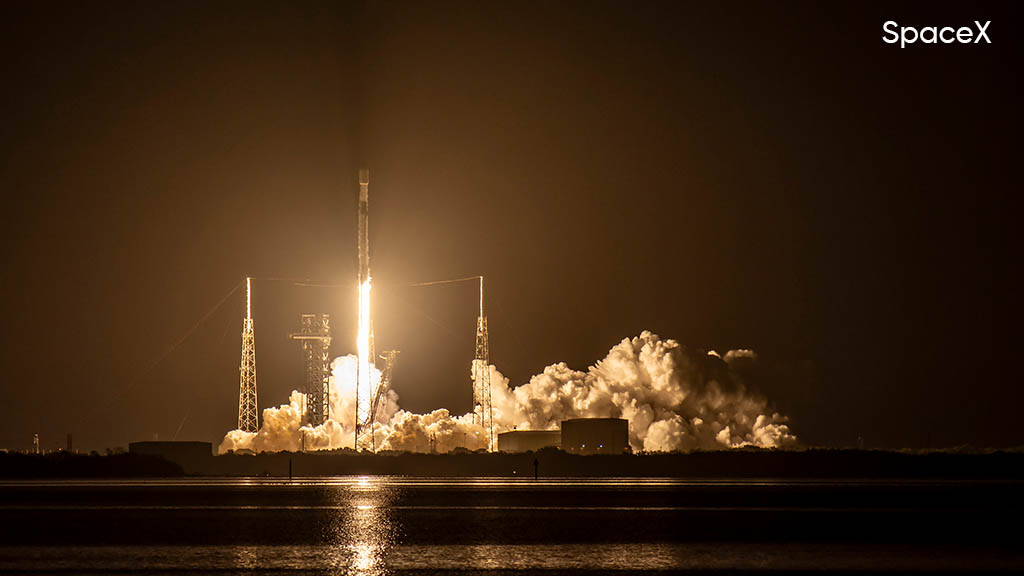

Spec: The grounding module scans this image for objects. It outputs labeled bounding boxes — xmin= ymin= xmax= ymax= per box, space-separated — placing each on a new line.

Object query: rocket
xmin=358 ymin=168 xmax=373 ymax=364
xmin=355 ymin=168 xmax=374 ymax=447
xmin=358 ymin=168 xmax=370 ymax=291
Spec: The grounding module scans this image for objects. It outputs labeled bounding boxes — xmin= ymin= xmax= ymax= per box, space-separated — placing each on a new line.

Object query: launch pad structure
xmin=289 ymin=314 xmax=332 ymax=426
xmin=363 ymin=349 xmax=400 ymax=451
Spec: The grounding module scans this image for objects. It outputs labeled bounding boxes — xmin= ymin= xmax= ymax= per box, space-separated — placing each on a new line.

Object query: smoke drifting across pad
xmin=219 ymin=331 xmax=796 ymax=454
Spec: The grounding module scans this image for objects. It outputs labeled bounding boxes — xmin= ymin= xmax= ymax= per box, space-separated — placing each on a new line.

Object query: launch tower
xmin=289 ymin=314 xmax=332 ymax=425
xmin=372 ymin=350 xmax=400 ymax=424
xmin=472 ymin=276 xmax=494 ymax=451
xmin=237 ymin=277 xmax=259 ymax=433
xmin=364 ymin=349 xmax=400 ymax=451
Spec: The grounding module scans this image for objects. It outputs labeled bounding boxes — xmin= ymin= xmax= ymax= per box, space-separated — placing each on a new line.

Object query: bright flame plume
xmin=357 ymin=277 xmax=373 ymax=428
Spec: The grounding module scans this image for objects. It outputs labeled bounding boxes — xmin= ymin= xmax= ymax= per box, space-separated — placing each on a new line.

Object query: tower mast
xmin=237 ymin=277 xmax=258 ymax=433
xmin=472 ymin=275 xmax=494 ymax=451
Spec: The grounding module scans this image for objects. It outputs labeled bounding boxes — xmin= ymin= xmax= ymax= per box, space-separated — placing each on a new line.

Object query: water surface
xmin=1 ymin=477 xmax=1020 ymax=574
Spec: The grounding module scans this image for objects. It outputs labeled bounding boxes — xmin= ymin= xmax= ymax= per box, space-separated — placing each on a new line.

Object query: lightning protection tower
xmin=289 ymin=314 xmax=332 ymax=426
xmin=237 ymin=277 xmax=259 ymax=433
xmin=472 ymin=276 xmax=494 ymax=451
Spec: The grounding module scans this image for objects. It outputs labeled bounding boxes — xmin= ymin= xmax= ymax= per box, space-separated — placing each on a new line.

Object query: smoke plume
xmin=219 ymin=331 xmax=795 ymax=454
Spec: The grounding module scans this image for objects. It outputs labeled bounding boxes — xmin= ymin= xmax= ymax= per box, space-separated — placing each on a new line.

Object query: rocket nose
xmin=359 ymin=168 xmax=369 ymax=185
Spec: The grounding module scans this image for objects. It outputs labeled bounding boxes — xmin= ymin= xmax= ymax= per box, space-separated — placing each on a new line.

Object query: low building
xmin=561 ymin=418 xmax=630 ymax=454
xmin=129 ymin=441 xmax=213 ymax=474
xmin=497 ymin=430 xmax=561 ymax=453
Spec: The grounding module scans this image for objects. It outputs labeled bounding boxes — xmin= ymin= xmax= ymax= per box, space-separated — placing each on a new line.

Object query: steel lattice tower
xmin=472 ymin=276 xmax=494 ymax=451
xmin=371 ymin=350 xmax=400 ymax=424
xmin=237 ymin=277 xmax=259 ymax=433
xmin=289 ymin=314 xmax=332 ymax=426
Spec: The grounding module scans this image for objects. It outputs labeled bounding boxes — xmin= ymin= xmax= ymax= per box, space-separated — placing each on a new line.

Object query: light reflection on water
xmin=231 ymin=544 xmax=259 ymax=572
xmin=4 ymin=543 xmax=1020 ymax=572
xmin=319 ymin=475 xmax=396 ymax=576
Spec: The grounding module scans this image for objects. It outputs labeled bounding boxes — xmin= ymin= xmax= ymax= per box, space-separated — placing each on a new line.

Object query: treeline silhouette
xmin=0 ymin=452 xmax=183 ymax=478
xmin=3 ymin=448 xmax=1022 ymax=479
xmin=208 ymin=448 xmax=1024 ymax=478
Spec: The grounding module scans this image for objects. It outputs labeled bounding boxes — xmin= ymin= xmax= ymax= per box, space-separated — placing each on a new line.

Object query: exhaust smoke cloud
xmin=219 ymin=331 xmax=796 ymax=454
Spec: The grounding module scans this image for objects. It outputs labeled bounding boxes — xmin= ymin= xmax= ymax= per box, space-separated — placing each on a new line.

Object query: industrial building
xmin=129 ymin=441 xmax=214 ymax=474
xmin=497 ymin=418 xmax=630 ymax=454
xmin=561 ymin=418 xmax=630 ymax=454
xmin=497 ymin=430 xmax=560 ymax=452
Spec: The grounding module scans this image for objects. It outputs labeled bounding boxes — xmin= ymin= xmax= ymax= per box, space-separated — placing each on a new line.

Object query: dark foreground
xmin=1 ymin=477 xmax=1022 ymax=574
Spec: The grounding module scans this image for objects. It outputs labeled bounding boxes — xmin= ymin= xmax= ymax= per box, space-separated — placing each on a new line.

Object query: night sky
xmin=1 ymin=1 xmax=1019 ymax=452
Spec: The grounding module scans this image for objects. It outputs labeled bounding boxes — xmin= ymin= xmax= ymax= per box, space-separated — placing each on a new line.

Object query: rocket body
xmin=358 ymin=169 xmax=370 ymax=285
xmin=355 ymin=169 xmax=373 ymax=445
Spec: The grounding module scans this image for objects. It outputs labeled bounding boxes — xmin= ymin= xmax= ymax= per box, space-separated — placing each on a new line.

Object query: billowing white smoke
xmin=219 ymin=331 xmax=795 ymax=454
xmin=220 ymin=355 xmax=401 ymax=453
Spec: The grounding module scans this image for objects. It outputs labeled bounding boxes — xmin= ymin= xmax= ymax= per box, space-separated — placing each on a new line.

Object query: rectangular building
xmin=560 ymin=418 xmax=629 ymax=454
xmin=129 ymin=441 xmax=213 ymax=474
xmin=497 ymin=430 xmax=561 ymax=453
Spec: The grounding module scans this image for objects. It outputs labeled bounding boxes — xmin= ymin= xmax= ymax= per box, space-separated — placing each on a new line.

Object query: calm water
xmin=1 ymin=477 xmax=1021 ymax=574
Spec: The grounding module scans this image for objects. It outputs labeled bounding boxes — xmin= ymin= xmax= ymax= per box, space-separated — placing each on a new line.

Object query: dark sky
xmin=1 ymin=1 xmax=1019 ymax=452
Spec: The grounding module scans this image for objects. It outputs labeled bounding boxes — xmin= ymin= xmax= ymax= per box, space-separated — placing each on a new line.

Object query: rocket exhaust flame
xmin=357 ymin=278 xmax=373 ymax=441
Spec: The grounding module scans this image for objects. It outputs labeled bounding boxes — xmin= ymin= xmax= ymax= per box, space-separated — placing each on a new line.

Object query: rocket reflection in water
xmin=325 ymin=477 xmax=396 ymax=575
